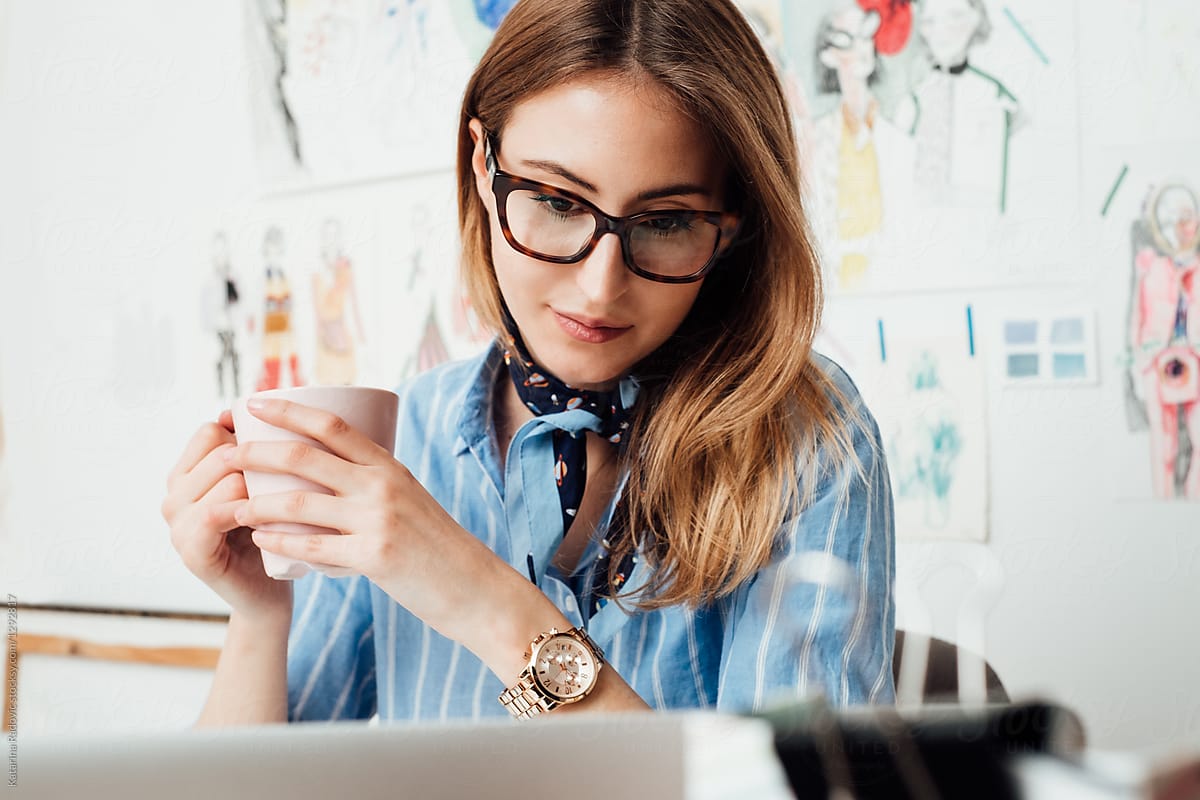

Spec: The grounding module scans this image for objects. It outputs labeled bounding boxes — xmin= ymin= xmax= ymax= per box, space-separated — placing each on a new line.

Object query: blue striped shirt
xmin=285 ymin=345 xmax=895 ymax=723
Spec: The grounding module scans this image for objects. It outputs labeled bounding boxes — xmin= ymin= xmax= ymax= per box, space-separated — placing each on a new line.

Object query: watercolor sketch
xmin=1125 ymin=182 xmax=1200 ymax=500
xmin=806 ymin=1 xmax=916 ymax=292
xmin=312 ymin=218 xmax=366 ymax=386
xmin=200 ymin=231 xmax=248 ymax=405
xmin=867 ymin=335 xmax=989 ymax=541
xmin=256 ymin=226 xmax=306 ymax=391
xmin=401 ymin=304 xmax=452 ymax=380
xmin=906 ymin=0 xmax=1019 ymax=212
xmin=244 ymin=0 xmax=517 ymax=187
xmin=777 ymin=0 xmax=1055 ymax=294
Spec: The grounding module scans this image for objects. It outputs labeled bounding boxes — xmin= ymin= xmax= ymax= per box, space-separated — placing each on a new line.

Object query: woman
xmin=162 ymin=0 xmax=894 ymax=725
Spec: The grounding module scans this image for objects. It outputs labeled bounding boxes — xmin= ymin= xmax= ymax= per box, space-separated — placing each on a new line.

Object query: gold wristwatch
xmin=498 ymin=627 xmax=604 ymax=719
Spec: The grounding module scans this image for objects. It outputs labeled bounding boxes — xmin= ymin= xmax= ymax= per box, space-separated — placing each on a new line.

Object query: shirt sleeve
xmin=286 ymin=572 xmax=378 ymax=722
xmin=715 ymin=390 xmax=896 ymax=712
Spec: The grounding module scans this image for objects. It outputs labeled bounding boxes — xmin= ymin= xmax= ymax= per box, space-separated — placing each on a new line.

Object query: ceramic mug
xmin=231 ymin=386 xmax=400 ymax=580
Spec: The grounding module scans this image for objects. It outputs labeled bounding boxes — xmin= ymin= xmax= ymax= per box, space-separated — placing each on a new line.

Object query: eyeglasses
xmin=485 ymin=135 xmax=740 ymax=284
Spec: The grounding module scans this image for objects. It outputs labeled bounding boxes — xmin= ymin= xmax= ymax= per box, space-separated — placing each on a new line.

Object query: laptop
xmin=14 ymin=711 xmax=791 ymax=800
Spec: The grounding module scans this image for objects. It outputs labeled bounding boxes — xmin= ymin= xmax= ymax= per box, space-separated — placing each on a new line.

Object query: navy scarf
xmin=499 ymin=323 xmax=639 ymax=617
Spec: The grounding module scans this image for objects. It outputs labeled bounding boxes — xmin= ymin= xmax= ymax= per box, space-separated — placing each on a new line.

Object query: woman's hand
xmin=223 ymin=397 xmax=538 ymax=650
xmin=224 ymin=397 xmax=653 ymax=711
xmin=162 ymin=410 xmax=293 ymax=624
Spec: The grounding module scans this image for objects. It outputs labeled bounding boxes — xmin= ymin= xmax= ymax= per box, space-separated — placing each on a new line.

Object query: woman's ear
xmin=468 ymin=118 xmax=491 ymax=213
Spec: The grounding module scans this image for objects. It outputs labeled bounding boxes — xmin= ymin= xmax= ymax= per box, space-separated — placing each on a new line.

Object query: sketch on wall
xmin=998 ymin=309 xmax=1098 ymax=385
xmin=1125 ymin=182 xmax=1200 ymax=501
xmin=852 ymin=314 xmax=989 ymax=542
xmin=256 ymin=226 xmax=306 ymax=391
xmin=886 ymin=342 xmax=987 ymax=540
xmin=244 ymin=0 xmax=517 ymax=189
xmin=807 ymin=1 xmax=916 ymax=291
xmin=907 ymin=0 xmax=1020 ymax=213
xmin=401 ymin=304 xmax=453 ymax=380
xmin=200 ymin=231 xmax=248 ymax=406
xmin=313 ymin=218 xmax=366 ymax=386
xmin=779 ymin=0 xmax=1073 ymax=294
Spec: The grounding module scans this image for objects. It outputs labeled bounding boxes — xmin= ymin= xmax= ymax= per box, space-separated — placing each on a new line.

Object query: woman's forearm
xmin=194 ymin=608 xmax=291 ymax=727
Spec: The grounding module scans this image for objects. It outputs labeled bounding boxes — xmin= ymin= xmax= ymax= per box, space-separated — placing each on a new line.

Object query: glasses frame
xmin=485 ymin=135 xmax=740 ymax=284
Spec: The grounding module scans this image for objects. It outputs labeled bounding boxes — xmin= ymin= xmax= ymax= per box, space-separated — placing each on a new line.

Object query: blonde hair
xmin=456 ymin=0 xmax=862 ymax=608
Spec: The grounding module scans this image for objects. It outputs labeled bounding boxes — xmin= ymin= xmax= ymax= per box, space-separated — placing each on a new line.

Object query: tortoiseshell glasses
xmin=485 ymin=135 xmax=740 ymax=284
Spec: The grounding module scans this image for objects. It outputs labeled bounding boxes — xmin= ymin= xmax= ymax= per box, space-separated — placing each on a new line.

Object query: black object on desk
xmin=756 ymin=699 xmax=1086 ymax=800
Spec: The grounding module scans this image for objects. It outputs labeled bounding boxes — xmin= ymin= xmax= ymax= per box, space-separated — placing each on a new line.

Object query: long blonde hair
xmin=456 ymin=0 xmax=861 ymax=608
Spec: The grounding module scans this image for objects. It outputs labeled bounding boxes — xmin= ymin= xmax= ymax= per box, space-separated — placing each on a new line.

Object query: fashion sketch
xmin=401 ymin=305 xmax=451 ymax=380
xmin=312 ymin=218 xmax=365 ymax=386
xmin=245 ymin=0 xmax=302 ymax=174
xmin=256 ymin=226 xmax=306 ymax=391
xmin=1126 ymin=183 xmax=1200 ymax=500
xmin=808 ymin=0 xmax=916 ymax=291
xmin=889 ymin=349 xmax=964 ymax=529
xmin=201 ymin=231 xmax=246 ymax=404
xmin=908 ymin=0 xmax=1019 ymax=212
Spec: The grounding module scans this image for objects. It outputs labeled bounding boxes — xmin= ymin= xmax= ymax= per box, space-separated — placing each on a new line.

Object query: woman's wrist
xmin=465 ymin=558 xmax=573 ymax=686
xmin=227 ymin=599 xmax=293 ymax=641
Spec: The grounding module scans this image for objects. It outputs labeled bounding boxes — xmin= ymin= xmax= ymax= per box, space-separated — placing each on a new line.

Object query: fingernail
xmin=222 ymin=446 xmax=236 ymax=462
xmin=247 ymin=397 xmax=266 ymax=411
xmin=234 ymin=503 xmax=248 ymax=523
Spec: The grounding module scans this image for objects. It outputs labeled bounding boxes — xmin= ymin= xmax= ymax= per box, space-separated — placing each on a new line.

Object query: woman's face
xmin=470 ymin=74 xmax=727 ymax=391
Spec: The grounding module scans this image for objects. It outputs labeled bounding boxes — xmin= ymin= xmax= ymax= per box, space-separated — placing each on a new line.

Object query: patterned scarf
xmin=499 ymin=319 xmax=639 ymax=617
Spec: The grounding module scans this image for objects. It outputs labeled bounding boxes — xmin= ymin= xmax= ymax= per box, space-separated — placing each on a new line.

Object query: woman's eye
xmin=646 ymin=216 xmax=691 ymax=234
xmin=533 ymin=194 xmax=579 ymax=215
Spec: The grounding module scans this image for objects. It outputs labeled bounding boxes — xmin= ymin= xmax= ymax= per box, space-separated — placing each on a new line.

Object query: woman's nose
xmin=575 ymin=232 xmax=629 ymax=304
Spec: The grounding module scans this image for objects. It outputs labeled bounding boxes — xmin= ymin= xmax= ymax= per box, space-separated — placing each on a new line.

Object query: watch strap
xmin=498 ymin=673 xmax=558 ymax=719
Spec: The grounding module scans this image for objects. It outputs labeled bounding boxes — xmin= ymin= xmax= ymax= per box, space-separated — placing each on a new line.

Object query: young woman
xmin=162 ymin=0 xmax=894 ymax=726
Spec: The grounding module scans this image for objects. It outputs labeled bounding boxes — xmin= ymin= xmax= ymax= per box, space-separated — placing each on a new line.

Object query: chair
xmin=893 ymin=629 xmax=1009 ymax=704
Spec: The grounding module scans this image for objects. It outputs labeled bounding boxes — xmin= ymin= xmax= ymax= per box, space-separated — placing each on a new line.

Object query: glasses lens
xmin=503 ymin=188 xmax=722 ymax=279
xmin=504 ymin=189 xmax=596 ymax=259
xmin=629 ymin=214 xmax=721 ymax=278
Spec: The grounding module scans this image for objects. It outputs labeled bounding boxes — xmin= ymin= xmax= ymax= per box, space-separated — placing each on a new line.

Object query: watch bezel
xmin=528 ymin=629 xmax=603 ymax=703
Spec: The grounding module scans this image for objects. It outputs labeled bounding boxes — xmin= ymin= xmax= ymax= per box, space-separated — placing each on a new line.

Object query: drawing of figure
xmin=201 ymin=231 xmax=246 ymax=404
xmin=909 ymin=0 xmax=1019 ymax=212
xmin=246 ymin=0 xmax=301 ymax=167
xmin=256 ymin=226 xmax=306 ymax=392
xmin=402 ymin=305 xmax=451 ymax=379
xmin=809 ymin=0 xmax=915 ymax=291
xmin=312 ymin=218 xmax=365 ymax=386
xmin=889 ymin=349 xmax=964 ymax=529
xmin=1127 ymin=183 xmax=1200 ymax=500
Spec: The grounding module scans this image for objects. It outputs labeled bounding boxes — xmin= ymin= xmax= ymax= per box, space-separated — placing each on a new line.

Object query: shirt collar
xmin=453 ymin=340 xmax=505 ymax=456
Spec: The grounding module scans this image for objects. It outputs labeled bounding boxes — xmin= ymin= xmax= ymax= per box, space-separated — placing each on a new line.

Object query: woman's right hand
xmin=162 ymin=410 xmax=293 ymax=623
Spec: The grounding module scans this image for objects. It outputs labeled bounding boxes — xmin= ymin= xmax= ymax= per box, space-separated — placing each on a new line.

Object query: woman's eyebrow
xmin=520 ymin=158 xmax=710 ymax=202
xmin=521 ymin=159 xmax=597 ymax=192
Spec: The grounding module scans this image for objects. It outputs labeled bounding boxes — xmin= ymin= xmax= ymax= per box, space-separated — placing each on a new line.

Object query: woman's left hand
xmin=226 ymin=397 xmax=533 ymax=646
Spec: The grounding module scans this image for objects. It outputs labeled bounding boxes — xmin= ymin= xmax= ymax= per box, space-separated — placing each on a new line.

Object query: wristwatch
xmin=498 ymin=627 xmax=604 ymax=719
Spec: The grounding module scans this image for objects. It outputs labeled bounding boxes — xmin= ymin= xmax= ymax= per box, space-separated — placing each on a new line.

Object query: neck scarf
xmin=500 ymin=326 xmax=635 ymax=536
xmin=499 ymin=316 xmax=641 ymax=619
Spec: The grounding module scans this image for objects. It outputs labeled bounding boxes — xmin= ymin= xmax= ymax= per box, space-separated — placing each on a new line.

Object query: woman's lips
xmin=553 ymin=311 xmax=631 ymax=344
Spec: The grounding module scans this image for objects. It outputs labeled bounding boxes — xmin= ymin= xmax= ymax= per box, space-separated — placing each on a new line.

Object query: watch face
xmin=532 ymin=634 xmax=598 ymax=700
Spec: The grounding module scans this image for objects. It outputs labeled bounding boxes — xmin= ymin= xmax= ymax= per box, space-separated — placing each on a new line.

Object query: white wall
xmin=1 ymin=0 xmax=1198 ymax=752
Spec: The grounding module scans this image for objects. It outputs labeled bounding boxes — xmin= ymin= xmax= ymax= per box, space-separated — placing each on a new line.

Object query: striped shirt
xmin=286 ymin=345 xmax=895 ymax=723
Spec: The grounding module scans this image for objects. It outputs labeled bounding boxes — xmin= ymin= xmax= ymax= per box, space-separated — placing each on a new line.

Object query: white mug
xmin=231 ymin=386 xmax=400 ymax=580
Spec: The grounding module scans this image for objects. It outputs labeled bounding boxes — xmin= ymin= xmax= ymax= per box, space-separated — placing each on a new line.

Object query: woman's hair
xmin=457 ymin=0 xmax=862 ymax=609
